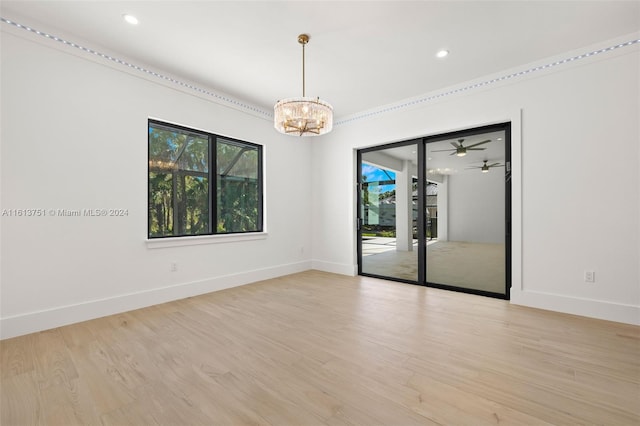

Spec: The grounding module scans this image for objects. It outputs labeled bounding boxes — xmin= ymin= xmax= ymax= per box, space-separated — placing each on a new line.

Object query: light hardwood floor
xmin=2 ymin=270 xmax=639 ymax=425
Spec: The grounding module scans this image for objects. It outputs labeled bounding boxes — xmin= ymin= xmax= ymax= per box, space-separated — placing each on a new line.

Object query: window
xmin=148 ymin=120 xmax=262 ymax=238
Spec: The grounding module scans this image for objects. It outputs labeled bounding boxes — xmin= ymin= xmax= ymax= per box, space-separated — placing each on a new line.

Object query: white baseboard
xmin=7 ymin=262 xmax=632 ymax=340
xmin=311 ymin=259 xmax=357 ymax=276
xmin=0 ymin=260 xmax=312 ymax=340
xmin=510 ymin=288 xmax=640 ymax=325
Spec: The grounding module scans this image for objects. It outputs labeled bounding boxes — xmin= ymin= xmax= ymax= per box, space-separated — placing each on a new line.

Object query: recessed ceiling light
xmin=436 ymin=49 xmax=449 ymax=58
xmin=123 ymin=14 xmax=139 ymax=25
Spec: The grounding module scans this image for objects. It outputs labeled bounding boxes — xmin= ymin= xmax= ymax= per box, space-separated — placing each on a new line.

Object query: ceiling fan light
xmin=481 ymin=167 xmax=489 ymax=173
xmin=456 ymin=151 xmax=466 ymax=157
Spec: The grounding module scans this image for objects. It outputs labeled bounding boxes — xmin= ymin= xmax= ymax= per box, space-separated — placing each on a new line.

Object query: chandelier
xmin=274 ymin=34 xmax=333 ymax=137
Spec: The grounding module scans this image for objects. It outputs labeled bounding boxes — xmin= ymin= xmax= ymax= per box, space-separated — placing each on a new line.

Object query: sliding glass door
xmin=357 ymin=123 xmax=511 ymax=299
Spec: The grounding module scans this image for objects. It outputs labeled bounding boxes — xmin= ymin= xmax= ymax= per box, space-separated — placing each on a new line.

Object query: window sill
xmin=146 ymin=232 xmax=268 ymax=249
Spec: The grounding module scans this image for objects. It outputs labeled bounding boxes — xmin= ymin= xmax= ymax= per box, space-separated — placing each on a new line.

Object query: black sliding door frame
xmin=357 ymin=122 xmax=511 ymax=300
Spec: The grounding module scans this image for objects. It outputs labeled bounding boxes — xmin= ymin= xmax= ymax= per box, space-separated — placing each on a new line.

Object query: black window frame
xmin=148 ymin=119 xmax=263 ymax=239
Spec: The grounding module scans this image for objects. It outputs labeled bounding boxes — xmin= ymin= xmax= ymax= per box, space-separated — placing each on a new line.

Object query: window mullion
xmin=209 ymin=135 xmax=216 ymax=235
xmin=172 ymin=172 xmax=179 ymax=236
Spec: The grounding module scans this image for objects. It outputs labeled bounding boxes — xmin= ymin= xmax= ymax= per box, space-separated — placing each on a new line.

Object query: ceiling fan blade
xmin=431 ymin=148 xmax=455 ymax=152
xmin=488 ymin=163 xmax=503 ymax=167
xmin=450 ymin=141 xmax=461 ymax=148
xmin=467 ymin=147 xmax=487 ymax=151
xmin=449 ymin=151 xmax=457 ymax=156
xmin=465 ymin=139 xmax=491 ymax=149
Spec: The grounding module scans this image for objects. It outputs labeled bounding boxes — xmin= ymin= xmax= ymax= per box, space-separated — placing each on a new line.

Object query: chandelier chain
xmin=302 ymin=41 xmax=306 ymax=97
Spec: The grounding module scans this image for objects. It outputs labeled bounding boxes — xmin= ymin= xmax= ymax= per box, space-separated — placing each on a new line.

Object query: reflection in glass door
xmin=358 ymin=141 xmax=421 ymax=282
xmin=425 ymin=127 xmax=508 ymax=297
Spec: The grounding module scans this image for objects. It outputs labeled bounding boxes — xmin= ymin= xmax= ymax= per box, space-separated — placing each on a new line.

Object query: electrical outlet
xmin=584 ymin=270 xmax=595 ymax=283
xmin=171 ymin=262 xmax=178 ymax=272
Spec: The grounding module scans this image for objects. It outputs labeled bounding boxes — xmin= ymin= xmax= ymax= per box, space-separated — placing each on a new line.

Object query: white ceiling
xmin=2 ymin=1 xmax=639 ymax=121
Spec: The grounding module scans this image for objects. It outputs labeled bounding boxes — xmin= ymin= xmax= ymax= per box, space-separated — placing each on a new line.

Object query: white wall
xmin=311 ymin=33 xmax=640 ymax=325
xmin=448 ymin=170 xmax=504 ymax=243
xmin=0 ymin=27 xmax=313 ymax=338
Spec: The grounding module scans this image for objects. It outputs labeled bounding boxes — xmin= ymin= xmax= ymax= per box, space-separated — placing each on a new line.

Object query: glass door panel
xmin=359 ymin=143 xmax=419 ymax=282
xmin=425 ymin=129 xmax=507 ymax=295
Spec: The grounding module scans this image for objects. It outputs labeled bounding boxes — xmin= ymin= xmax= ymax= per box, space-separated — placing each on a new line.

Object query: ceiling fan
xmin=467 ymin=160 xmax=504 ymax=173
xmin=432 ymin=138 xmax=491 ymax=157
